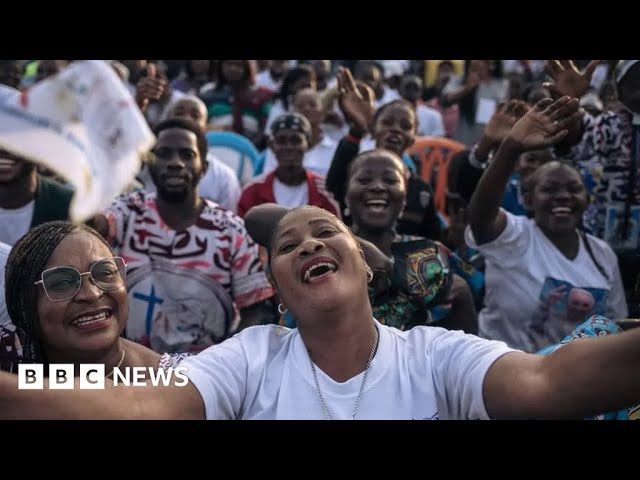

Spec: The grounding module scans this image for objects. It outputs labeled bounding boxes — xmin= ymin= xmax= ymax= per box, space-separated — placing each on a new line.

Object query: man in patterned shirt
xmin=544 ymin=60 xmax=640 ymax=315
xmin=92 ymin=118 xmax=275 ymax=353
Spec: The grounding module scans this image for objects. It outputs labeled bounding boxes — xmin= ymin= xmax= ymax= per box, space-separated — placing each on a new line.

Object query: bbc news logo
xmin=17 ymin=364 xmax=189 ymax=389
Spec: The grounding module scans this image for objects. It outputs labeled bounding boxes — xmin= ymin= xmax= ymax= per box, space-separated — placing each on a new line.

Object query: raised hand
xmin=483 ymin=100 xmax=530 ymax=146
xmin=543 ymin=60 xmax=600 ymax=99
xmin=507 ymin=96 xmax=581 ymax=151
xmin=336 ymin=67 xmax=375 ymax=132
xmin=135 ymin=63 xmax=167 ymax=111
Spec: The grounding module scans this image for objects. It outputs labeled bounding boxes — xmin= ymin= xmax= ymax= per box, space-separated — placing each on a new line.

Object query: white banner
xmin=0 ymin=60 xmax=155 ymax=222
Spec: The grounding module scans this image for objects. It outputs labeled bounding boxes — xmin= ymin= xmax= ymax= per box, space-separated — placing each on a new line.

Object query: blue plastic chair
xmin=205 ymin=131 xmax=260 ymax=185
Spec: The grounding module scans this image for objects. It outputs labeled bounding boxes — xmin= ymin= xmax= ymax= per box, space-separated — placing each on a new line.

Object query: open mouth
xmin=301 ymin=258 xmax=338 ymax=283
xmin=70 ymin=308 xmax=113 ymax=331
xmin=365 ymin=199 xmax=389 ymax=214
xmin=383 ymin=134 xmax=404 ymax=149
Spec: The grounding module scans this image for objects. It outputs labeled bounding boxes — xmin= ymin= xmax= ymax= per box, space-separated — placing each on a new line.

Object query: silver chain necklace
xmin=307 ymin=325 xmax=379 ymax=420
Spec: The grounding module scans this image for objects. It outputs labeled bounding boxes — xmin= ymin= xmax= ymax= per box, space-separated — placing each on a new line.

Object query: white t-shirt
xmin=0 ymin=201 xmax=34 ymax=246
xmin=262 ymin=135 xmax=338 ymax=178
xmin=465 ymin=210 xmax=628 ymax=352
xmin=374 ymin=86 xmax=401 ymax=109
xmin=0 ymin=242 xmax=12 ymax=326
xmin=181 ymin=321 xmax=515 ymax=420
xmin=198 ymin=154 xmax=242 ymax=213
xmin=255 ymin=71 xmax=282 ymax=93
xmin=273 ymin=177 xmax=309 ymax=209
xmin=416 ymin=104 xmax=445 ymax=137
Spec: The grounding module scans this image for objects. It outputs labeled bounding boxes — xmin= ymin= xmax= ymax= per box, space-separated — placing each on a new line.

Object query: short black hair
xmin=152 ymin=117 xmax=209 ymax=165
xmin=347 ymin=149 xmax=406 ymax=181
xmin=5 ymin=221 xmax=113 ymax=363
xmin=371 ymin=99 xmax=417 ymax=132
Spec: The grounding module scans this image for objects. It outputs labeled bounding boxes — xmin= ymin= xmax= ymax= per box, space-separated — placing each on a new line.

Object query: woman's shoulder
xmin=581 ymin=230 xmax=617 ymax=257
xmin=182 ymin=324 xmax=297 ymax=365
xmin=122 ymin=338 xmax=162 ymax=368
xmin=382 ymin=321 xmax=506 ymax=356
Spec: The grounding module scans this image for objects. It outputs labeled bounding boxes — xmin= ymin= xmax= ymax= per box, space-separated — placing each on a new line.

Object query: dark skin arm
xmin=0 ymin=372 xmax=205 ymax=419
xmin=134 ymin=63 xmax=167 ymax=114
xmin=468 ymin=96 xmax=581 ymax=245
xmin=325 ymin=69 xmax=376 ymax=208
xmin=443 ymin=70 xmax=480 ymax=106
xmin=484 ymin=326 xmax=640 ymax=419
xmin=542 ymin=60 xmax=600 ymax=148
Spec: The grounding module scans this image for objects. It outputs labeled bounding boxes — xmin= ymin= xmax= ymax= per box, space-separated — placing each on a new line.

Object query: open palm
xmin=508 ymin=97 xmax=580 ymax=150
xmin=336 ymin=67 xmax=375 ymax=132
xmin=544 ymin=60 xmax=600 ymax=99
xmin=483 ymin=100 xmax=530 ymax=145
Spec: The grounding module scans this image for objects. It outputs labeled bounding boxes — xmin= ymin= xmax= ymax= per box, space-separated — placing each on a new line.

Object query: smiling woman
xmin=344 ymin=149 xmax=480 ymax=334
xmin=4 ymin=205 xmax=640 ymax=419
xmin=466 ymin=96 xmax=628 ymax=352
xmin=0 ymin=221 xmax=188 ymax=375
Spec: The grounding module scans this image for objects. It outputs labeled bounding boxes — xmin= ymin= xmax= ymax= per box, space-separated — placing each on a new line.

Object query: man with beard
xmin=0 ymin=147 xmax=73 ymax=246
xmin=91 ymin=118 xmax=275 ymax=353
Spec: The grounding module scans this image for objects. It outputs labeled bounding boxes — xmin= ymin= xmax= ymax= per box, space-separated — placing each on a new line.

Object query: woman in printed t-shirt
xmin=466 ymin=95 xmax=627 ymax=353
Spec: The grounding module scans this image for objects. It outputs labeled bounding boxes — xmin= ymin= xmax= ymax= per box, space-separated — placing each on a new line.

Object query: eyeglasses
xmin=34 ymin=257 xmax=127 ymax=302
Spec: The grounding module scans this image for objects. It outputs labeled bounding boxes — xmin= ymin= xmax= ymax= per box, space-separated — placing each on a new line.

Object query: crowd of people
xmin=0 ymin=59 xmax=639 ymax=420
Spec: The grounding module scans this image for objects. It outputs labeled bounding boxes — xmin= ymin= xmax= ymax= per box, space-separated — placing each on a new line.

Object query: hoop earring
xmin=365 ymin=267 xmax=374 ymax=283
xmin=278 ymin=303 xmax=287 ymax=315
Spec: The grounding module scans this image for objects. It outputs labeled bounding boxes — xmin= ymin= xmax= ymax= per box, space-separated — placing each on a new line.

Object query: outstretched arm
xmin=484 ymin=326 xmax=640 ymax=419
xmin=468 ymin=96 xmax=580 ymax=245
xmin=0 ymin=371 xmax=205 ymax=420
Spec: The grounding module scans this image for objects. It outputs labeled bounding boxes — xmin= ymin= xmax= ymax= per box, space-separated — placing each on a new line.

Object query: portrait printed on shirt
xmin=125 ymin=257 xmax=236 ymax=354
xmin=531 ymin=278 xmax=609 ymax=343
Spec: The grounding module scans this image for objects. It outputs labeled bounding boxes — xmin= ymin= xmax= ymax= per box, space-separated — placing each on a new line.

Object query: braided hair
xmin=4 ymin=221 xmax=113 ymax=363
